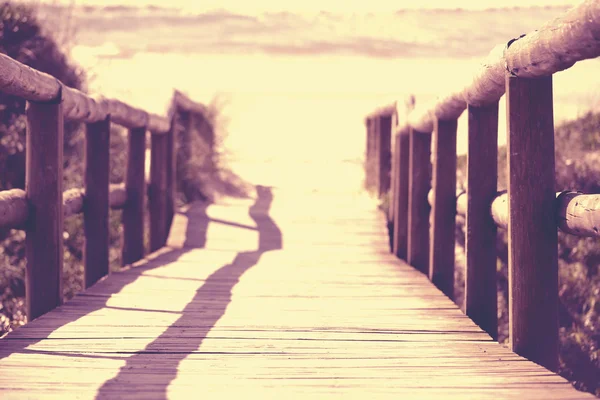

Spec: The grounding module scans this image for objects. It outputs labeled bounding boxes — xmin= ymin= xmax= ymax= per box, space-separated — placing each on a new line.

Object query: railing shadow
xmin=94 ymin=185 xmax=281 ymax=399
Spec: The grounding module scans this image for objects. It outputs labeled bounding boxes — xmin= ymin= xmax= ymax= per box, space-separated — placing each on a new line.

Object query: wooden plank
xmin=465 ymin=103 xmax=499 ymax=340
xmin=407 ymin=129 xmax=431 ymax=274
xmin=429 ymin=118 xmax=457 ymax=299
xmin=378 ymin=115 xmax=392 ymax=199
xmin=84 ymin=117 xmax=111 ymax=288
xmin=122 ymin=127 xmax=147 ymax=266
xmin=0 ymin=190 xmax=589 ymax=399
xmin=392 ymin=133 xmax=410 ymax=260
xmin=150 ymin=131 xmax=168 ymax=252
xmin=25 ymin=99 xmax=64 ymax=321
xmin=506 ymin=75 xmax=558 ymax=372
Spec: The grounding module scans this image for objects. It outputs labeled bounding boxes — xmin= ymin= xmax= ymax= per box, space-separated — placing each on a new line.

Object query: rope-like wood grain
xmin=0 ymin=53 xmax=181 ymax=133
xmin=384 ymin=0 xmax=600 ymax=134
xmin=450 ymin=190 xmax=600 ymax=237
xmin=506 ymin=0 xmax=600 ymax=78
xmin=0 ymin=184 xmax=128 ymax=229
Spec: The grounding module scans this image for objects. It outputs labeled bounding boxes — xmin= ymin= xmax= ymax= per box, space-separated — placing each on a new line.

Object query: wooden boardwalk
xmin=0 ymin=185 xmax=592 ymax=399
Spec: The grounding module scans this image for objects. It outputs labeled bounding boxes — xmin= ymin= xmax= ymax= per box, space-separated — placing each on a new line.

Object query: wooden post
xmin=393 ymin=133 xmax=410 ymax=260
xmin=465 ymin=103 xmax=499 ymax=340
xmin=365 ymin=118 xmax=373 ymax=192
xmin=25 ymin=97 xmax=64 ymax=320
xmin=389 ymin=113 xmax=398 ymax=224
xmin=372 ymin=117 xmax=381 ymax=197
xmin=122 ymin=126 xmax=147 ymax=266
xmin=84 ymin=116 xmax=110 ymax=288
xmin=166 ymin=117 xmax=177 ymax=234
xmin=429 ymin=118 xmax=457 ymax=299
xmin=407 ymin=128 xmax=431 ymax=274
xmin=150 ymin=132 xmax=168 ymax=252
xmin=507 ymin=75 xmax=558 ymax=372
xmin=378 ymin=115 xmax=392 ymax=199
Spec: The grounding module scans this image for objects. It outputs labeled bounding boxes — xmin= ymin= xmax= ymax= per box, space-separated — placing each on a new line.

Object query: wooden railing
xmin=365 ymin=0 xmax=600 ymax=372
xmin=0 ymin=54 xmax=205 ymax=322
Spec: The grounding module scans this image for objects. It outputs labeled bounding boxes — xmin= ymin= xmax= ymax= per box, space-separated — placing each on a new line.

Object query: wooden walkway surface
xmin=0 ymin=185 xmax=592 ymax=399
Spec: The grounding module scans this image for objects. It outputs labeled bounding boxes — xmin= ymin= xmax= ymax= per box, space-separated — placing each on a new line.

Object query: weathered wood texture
xmin=85 ymin=117 xmax=111 ymax=288
xmin=505 ymin=0 xmax=600 ymax=78
xmin=389 ymin=1 xmax=600 ymax=135
xmin=388 ymin=113 xmax=398 ymax=224
xmin=166 ymin=124 xmax=176 ymax=232
xmin=429 ymin=118 xmax=457 ymax=299
xmin=106 ymin=99 xmax=148 ymax=130
xmin=0 ymin=183 xmax=127 ymax=229
xmin=407 ymin=129 xmax=431 ymax=274
xmin=408 ymin=104 xmax=435 ymax=133
xmin=110 ymin=183 xmax=128 ymax=210
xmin=372 ymin=117 xmax=381 ymax=196
xmin=0 ymin=189 xmax=28 ymax=229
xmin=392 ymin=133 xmax=410 ymax=260
xmin=507 ymin=75 xmax=558 ymax=372
xmin=150 ymin=132 xmax=169 ymax=252
xmin=457 ymin=190 xmax=600 ymax=239
xmin=0 ymin=53 xmax=171 ymax=131
xmin=62 ymin=86 xmax=108 ymax=123
xmin=465 ymin=103 xmax=499 ymax=340
xmin=63 ymin=188 xmax=85 ymax=218
xmin=366 ymin=102 xmax=396 ymax=119
xmin=558 ymin=191 xmax=600 ymax=236
xmin=365 ymin=118 xmax=375 ymax=192
xmin=0 ymin=53 xmax=61 ymax=102
xmin=378 ymin=115 xmax=392 ymax=198
xmin=25 ymin=100 xmax=64 ymax=321
xmin=147 ymin=113 xmax=171 ymax=135
xmin=0 ymin=190 xmax=590 ymax=399
xmin=122 ymin=127 xmax=147 ymax=266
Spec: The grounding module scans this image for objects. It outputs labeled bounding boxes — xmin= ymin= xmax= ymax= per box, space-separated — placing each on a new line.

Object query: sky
xmin=35 ymin=0 xmax=582 ymax=14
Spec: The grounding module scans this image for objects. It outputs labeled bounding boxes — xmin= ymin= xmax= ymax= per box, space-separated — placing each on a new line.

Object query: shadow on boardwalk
xmin=95 ymin=185 xmax=281 ymax=399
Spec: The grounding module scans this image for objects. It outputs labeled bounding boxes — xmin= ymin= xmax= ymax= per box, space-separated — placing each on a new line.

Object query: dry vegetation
xmin=454 ymin=112 xmax=600 ymax=396
xmin=0 ymin=2 xmax=248 ymax=334
xmin=0 ymin=0 xmax=598 ymax=397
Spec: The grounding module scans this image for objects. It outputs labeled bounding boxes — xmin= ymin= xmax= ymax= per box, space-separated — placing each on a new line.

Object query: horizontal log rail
xmin=428 ymin=189 xmax=600 ymax=237
xmin=0 ymin=53 xmax=206 ymax=321
xmin=365 ymin=0 xmax=600 ymax=372
xmin=0 ymin=183 xmax=131 ymax=227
